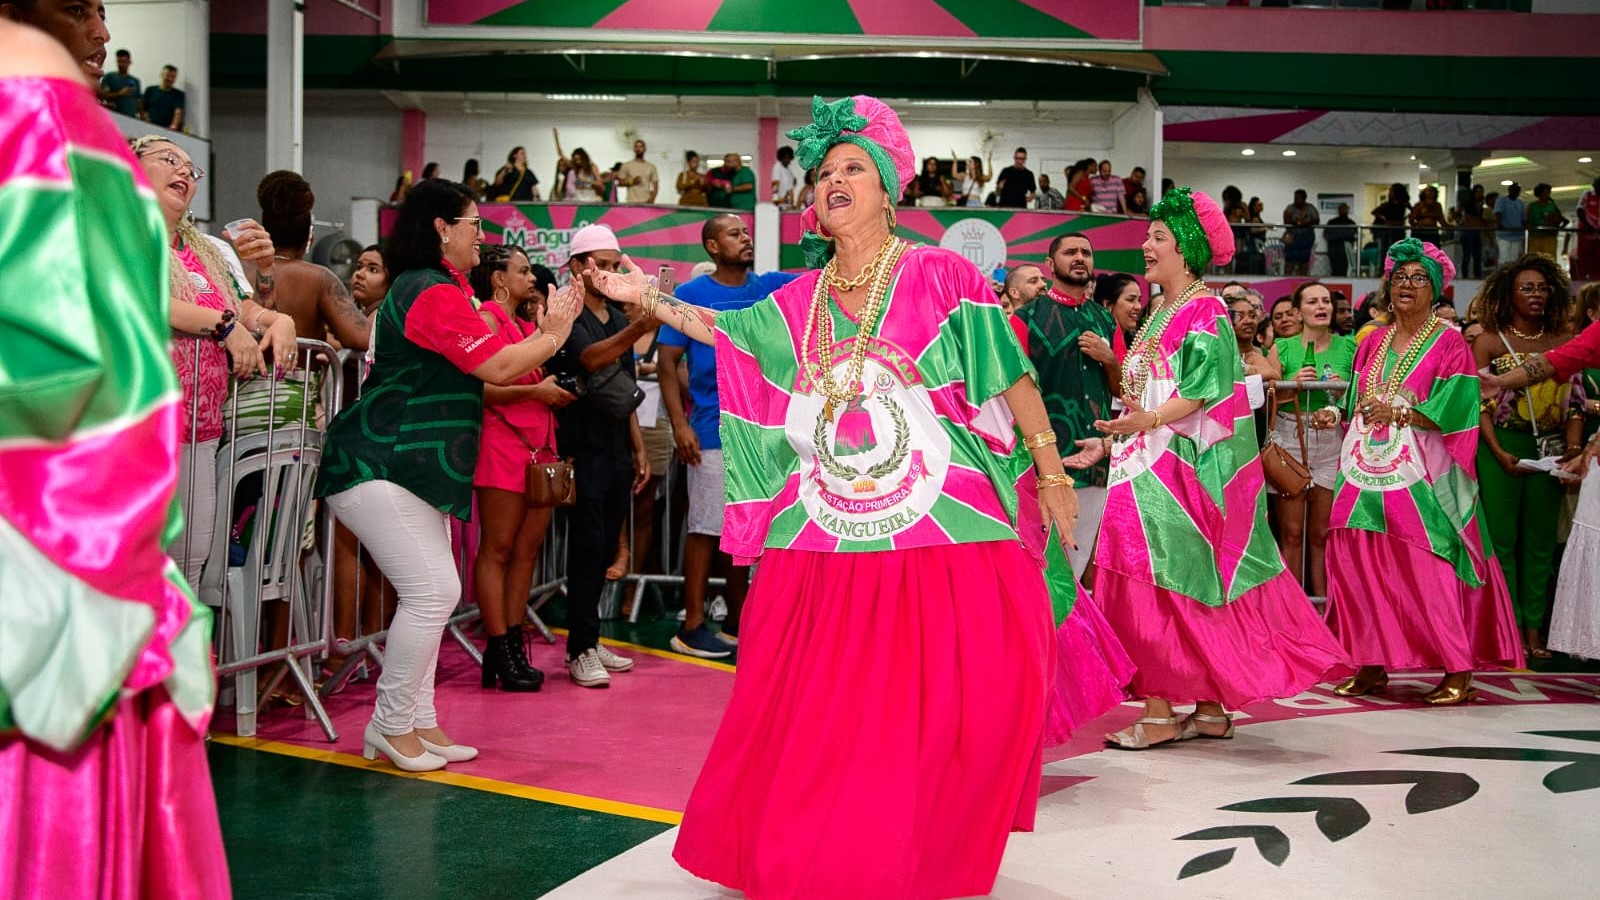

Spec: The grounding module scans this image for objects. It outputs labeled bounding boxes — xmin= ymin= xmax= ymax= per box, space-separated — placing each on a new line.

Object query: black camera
xmin=554 ymin=372 xmax=586 ymax=397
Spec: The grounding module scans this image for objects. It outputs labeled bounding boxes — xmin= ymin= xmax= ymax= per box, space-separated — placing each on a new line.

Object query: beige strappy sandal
xmin=1104 ymin=716 xmax=1186 ymax=750
xmin=1179 ymin=712 xmax=1236 ymax=740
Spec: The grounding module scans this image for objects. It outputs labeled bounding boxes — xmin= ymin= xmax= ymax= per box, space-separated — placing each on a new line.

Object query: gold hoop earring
xmin=886 ymin=206 xmax=897 ymax=232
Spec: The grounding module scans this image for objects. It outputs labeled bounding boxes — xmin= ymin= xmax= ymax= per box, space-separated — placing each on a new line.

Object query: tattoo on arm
xmin=656 ymin=293 xmax=716 ymax=341
xmin=324 ymin=268 xmax=370 ymax=346
xmin=1518 ymin=354 xmax=1554 ymax=384
xmin=254 ymin=269 xmax=275 ymax=306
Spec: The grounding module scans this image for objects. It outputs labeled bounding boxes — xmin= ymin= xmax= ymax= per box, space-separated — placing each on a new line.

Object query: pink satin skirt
xmin=0 ymin=688 xmax=230 ymax=900
xmin=672 ymin=541 xmax=1053 ymax=900
xmin=1045 ymin=589 xmax=1135 ymax=745
xmin=1098 ymin=569 xmax=1348 ymax=708
xmin=1324 ymin=529 xmax=1523 ymax=672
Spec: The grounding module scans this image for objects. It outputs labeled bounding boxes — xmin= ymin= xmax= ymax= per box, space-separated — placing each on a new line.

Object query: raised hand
xmin=582 ymin=252 xmax=652 ymax=306
xmin=537 ymin=281 xmax=583 ymax=343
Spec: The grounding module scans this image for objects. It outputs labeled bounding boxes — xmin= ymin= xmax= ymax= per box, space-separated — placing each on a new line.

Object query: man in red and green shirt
xmin=1010 ymin=233 xmax=1118 ymax=576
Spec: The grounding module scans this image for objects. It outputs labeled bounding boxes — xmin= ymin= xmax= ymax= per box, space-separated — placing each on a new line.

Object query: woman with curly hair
xmin=130 ymin=134 xmax=298 ymax=592
xmin=1472 ymin=253 xmax=1585 ymax=659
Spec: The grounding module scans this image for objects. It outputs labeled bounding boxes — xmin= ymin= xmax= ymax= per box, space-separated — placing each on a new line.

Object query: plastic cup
xmin=223 ymin=218 xmax=252 ymax=242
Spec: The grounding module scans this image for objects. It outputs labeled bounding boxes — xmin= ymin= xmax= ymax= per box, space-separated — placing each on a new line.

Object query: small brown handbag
xmin=487 ymin=407 xmax=575 ymax=508
xmin=1261 ymin=392 xmax=1313 ymax=498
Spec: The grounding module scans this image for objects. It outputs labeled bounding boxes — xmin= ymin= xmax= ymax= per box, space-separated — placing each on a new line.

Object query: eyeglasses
xmin=1516 ymin=283 xmax=1553 ymax=295
xmin=452 ymin=216 xmax=484 ymax=231
xmin=1389 ymin=273 xmax=1433 ymax=287
xmin=1227 ymin=308 xmax=1256 ymax=320
xmin=138 ymin=149 xmax=205 ymax=183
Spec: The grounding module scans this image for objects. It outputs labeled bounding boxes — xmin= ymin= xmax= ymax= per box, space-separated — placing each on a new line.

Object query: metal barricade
xmin=188 ymin=338 xmax=342 ymax=740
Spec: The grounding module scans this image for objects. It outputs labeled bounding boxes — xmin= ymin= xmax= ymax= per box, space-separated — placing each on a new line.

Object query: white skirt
xmin=1269 ymin=413 xmax=1343 ymax=493
xmin=1550 ymin=458 xmax=1600 ymax=660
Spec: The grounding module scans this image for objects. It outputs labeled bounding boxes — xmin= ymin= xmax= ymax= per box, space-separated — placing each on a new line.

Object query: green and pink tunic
xmin=0 ymin=74 xmax=227 ymax=898
xmin=1094 ymin=293 xmax=1346 ymax=707
xmin=674 ymin=246 xmax=1132 ymax=899
xmin=1323 ymin=325 xmax=1521 ymax=671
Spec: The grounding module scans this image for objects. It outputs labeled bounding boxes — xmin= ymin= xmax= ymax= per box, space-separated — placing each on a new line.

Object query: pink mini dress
xmin=473 ymin=302 xmax=558 ymax=493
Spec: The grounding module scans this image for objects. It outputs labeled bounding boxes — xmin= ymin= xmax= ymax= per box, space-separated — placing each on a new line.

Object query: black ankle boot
xmin=482 ymin=633 xmax=543 ymax=692
xmin=505 ymin=623 xmax=546 ymax=689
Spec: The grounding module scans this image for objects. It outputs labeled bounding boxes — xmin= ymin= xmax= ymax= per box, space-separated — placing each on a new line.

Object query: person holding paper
xmin=1471 ymin=254 xmax=1584 ymax=660
xmin=1322 ymin=239 xmax=1522 ymax=705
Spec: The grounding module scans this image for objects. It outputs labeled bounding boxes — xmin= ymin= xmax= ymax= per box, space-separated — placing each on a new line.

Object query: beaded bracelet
xmin=205 ymin=309 xmax=237 ymax=343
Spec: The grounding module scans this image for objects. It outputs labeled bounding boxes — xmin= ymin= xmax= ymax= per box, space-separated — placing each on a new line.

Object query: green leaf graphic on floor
xmin=1174 ymin=729 xmax=1600 ymax=880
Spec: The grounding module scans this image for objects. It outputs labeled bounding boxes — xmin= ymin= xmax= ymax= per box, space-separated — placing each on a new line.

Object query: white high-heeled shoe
xmin=363 ymin=723 xmax=447 ymax=772
xmin=418 ymin=736 xmax=479 ymax=763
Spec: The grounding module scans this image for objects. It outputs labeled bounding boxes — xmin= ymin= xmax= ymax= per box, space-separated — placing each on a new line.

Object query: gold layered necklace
xmin=803 ymin=235 xmax=908 ymax=420
xmin=1360 ymin=315 xmax=1442 ymax=407
xmin=1120 ymin=278 xmax=1207 ymax=404
xmin=1507 ymin=323 xmax=1546 ymax=342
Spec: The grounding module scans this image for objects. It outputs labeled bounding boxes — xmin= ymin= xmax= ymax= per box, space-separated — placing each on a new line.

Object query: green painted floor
xmin=210 ymin=744 xmax=670 ymax=900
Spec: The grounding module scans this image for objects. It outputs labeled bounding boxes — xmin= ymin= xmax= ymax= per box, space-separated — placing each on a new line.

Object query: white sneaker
xmin=567 ymin=648 xmax=611 ymax=688
xmin=708 ymin=596 xmax=729 ymax=622
xmin=595 ymin=642 xmax=634 ymax=672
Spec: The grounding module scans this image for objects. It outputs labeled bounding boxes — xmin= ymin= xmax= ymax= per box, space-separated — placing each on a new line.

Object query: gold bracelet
xmin=1150 ymin=409 xmax=1163 ymax=430
xmin=1023 ymin=430 xmax=1057 ymax=450
xmin=641 ymin=284 xmax=659 ymax=316
xmin=1037 ymin=473 xmax=1074 ymax=490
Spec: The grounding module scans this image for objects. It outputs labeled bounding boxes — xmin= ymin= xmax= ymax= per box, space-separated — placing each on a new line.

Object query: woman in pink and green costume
xmin=1071 ymin=187 xmax=1347 ymax=750
xmin=582 ymin=94 xmax=1132 ymax=900
xmin=1322 ymin=239 xmax=1521 ymax=704
xmin=0 ymin=23 xmax=230 ymax=898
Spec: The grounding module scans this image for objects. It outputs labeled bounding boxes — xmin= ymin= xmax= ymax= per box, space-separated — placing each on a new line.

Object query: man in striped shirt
xmin=1088 ymin=160 xmax=1127 ymax=215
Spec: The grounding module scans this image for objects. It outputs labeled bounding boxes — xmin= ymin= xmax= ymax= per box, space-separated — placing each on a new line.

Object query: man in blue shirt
xmin=658 ymin=214 xmax=796 ymax=658
xmin=1494 ymin=181 xmax=1527 ymax=265
xmin=141 ymin=64 xmax=184 ymax=131
xmin=98 ymin=48 xmax=139 ymax=116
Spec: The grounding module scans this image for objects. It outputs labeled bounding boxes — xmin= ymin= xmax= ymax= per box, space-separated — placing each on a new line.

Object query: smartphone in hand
xmin=657 ymin=265 xmax=676 ymax=296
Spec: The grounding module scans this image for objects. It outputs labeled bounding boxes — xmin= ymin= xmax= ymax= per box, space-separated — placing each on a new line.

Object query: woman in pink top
xmin=131 ymin=133 xmax=298 ymax=593
xmin=469 ymin=245 xmax=579 ymax=692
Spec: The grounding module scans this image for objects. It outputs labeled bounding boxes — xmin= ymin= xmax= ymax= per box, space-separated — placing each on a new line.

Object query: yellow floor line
xmin=210 ymin=734 xmax=683 ymax=825
xmin=544 ymin=626 xmax=738 ymax=674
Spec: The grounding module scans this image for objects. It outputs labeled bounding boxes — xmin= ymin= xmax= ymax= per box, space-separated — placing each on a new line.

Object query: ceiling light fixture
xmin=1409 ymin=155 xmax=1417 ymax=161
xmin=1241 ymin=148 xmax=1255 ymax=156
xmin=1581 ymin=157 xmax=1594 ymax=164
xmin=1501 ymin=179 xmax=1515 ymax=186
xmin=1476 ymin=156 xmax=1533 ymax=170
xmin=543 ymin=93 xmax=627 ymax=102
xmin=1419 ymin=163 xmax=1429 ymax=169
xmin=1281 ymin=150 xmax=1296 ymax=157
xmin=907 ymin=99 xmax=988 ymax=107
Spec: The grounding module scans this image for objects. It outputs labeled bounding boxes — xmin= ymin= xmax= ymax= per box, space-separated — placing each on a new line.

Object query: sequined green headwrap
xmin=1384 ymin=237 xmax=1455 ymax=297
xmin=787 ymin=95 xmax=915 ymax=268
xmin=1148 ymin=187 xmax=1211 ymax=275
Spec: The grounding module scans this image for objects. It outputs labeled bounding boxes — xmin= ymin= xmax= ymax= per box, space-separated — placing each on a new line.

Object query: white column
xmin=1113 ymin=87 xmax=1163 ymax=203
xmin=754 ymin=202 xmax=781 ymax=273
xmin=181 ymin=0 xmax=209 ymax=140
xmin=265 ymin=0 xmax=304 ymax=173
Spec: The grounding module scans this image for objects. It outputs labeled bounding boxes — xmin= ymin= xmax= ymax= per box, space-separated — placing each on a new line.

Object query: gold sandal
xmin=1105 ymin=716 xmax=1186 ymax=750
